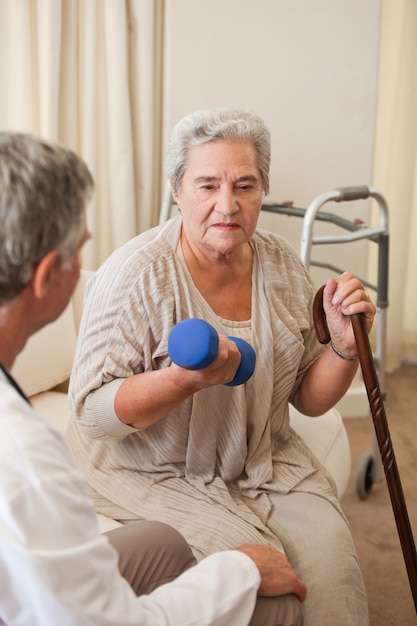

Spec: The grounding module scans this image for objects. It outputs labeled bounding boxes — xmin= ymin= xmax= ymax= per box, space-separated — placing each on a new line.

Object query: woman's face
xmin=172 ymin=140 xmax=264 ymax=259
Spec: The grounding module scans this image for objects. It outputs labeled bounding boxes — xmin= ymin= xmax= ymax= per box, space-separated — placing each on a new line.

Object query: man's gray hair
xmin=165 ymin=107 xmax=271 ymax=195
xmin=0 ymin=133 xmax=94 ymax=300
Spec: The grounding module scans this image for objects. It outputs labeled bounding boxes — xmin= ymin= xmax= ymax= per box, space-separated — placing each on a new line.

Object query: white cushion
xmin=11 ymin=301 xmax=77 ymax=397
xmin=289 ymin=405 xmax=351 ymax=498
xmin=30 ymin=391 xmax=71 ymax=435
xmin=96 ymin=514 xmax=123 ymax=532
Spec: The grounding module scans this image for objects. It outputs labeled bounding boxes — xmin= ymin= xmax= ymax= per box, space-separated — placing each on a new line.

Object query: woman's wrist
xmin=330 ymin=340 xmax=358 ymax=361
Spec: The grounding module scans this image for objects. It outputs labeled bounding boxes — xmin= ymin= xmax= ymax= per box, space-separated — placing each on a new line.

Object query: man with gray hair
xmin=0 ymin=132 xmax=306 ymax=625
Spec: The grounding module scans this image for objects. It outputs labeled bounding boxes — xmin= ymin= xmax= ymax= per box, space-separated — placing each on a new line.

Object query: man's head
xmin=0 ymin=133 xmax=94 ymax=302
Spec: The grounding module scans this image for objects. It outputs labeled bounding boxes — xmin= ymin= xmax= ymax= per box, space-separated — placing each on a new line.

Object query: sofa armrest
xmin=11 ymin=299 xmax=77 ymax=397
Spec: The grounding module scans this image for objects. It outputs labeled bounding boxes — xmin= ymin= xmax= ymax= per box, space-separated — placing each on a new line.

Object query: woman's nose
xmin=216 ymin=187 xmax=238 ymax=216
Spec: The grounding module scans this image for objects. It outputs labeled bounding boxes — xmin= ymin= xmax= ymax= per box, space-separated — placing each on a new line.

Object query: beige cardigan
xmin=67 ymin=217 xmax=341 ymax=555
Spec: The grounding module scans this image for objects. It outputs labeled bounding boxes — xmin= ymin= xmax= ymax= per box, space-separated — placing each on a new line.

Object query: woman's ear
xmin=32 ymin=250 xmax=60 ymax=299
xmin=170 ymin=179 xmax=179 ymax=205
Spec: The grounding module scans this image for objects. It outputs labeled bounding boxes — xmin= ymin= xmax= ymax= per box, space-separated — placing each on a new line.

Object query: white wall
xmin=162 ymin=0 xmax=381 ymax=288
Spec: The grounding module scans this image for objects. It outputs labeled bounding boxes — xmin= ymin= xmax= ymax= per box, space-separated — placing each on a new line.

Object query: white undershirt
xmin=219 ymin=317 xmax=252 ymax=343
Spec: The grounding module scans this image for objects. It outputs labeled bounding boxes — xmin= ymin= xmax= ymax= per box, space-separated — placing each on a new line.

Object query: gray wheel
xmin=356 ymin=452 xmax=375 ymax=500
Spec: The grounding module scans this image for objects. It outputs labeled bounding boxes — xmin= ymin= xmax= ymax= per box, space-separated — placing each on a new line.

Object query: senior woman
xmin=67 ymin=107 xmax=373 ymax=625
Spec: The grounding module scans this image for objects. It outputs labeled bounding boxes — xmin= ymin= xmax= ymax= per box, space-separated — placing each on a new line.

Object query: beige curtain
xmin=1 ymin=0 xmax=415 ymax=369
xmin=371 ymin=0 xmax=417 ymax=370
xmin=0 ymin=0 xmax=164 ymax=268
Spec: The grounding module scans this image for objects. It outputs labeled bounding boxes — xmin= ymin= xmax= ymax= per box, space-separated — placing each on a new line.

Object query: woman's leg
xmin=267 ymin=492 xmax=369 ymax=626
xmin=249 ymin=595 xmax=305 ymax=626
xmin=106 ymin=520 xmax=197 ymax=595
xmin=192 ymin=545 xmax=305 ymax=626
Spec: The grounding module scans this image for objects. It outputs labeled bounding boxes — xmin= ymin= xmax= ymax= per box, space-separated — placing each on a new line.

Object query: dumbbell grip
xmin=225 ymin=336 xmax=256 ymax=386
xmin=168 ymin=318 xmax=256 ymax=386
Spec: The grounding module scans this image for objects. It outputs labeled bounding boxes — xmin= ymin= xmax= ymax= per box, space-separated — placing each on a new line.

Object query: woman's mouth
xmin=213 ymin=222 xmax=240 ymax=230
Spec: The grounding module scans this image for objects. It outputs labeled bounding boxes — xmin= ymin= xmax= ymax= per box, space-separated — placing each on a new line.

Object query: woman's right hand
xmin=115 ymin=335 xmax=242 ymax=430
xmin=172 ymin=334 xmax=242 ymax=391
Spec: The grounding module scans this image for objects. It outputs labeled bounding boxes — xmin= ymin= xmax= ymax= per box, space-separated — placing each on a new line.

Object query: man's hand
xmin=236 ymin=544 xmax=307 ymax=602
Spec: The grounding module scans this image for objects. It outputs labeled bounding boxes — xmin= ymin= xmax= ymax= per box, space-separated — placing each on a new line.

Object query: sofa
xmin=11 ymin=269 xmax=351 ymax=532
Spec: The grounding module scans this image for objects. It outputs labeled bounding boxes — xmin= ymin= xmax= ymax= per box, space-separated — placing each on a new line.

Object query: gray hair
xmin=165 ymin=107 xmax=271 ymax=195
xmin=0 ymin=132 xmax=94 ymax=300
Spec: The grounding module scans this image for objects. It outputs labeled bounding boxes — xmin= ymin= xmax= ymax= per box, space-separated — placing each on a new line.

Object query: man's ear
xmin=32 ymin=250 xmax=60 ymax=299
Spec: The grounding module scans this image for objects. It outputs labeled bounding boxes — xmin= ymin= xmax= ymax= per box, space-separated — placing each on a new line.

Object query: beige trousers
xmin=267 ymin=492 xmax=369 ymax=626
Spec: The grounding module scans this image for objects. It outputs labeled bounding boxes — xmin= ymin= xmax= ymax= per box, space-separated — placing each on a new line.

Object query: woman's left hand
xmin=322 ymin=272 xmax=376 ymax=356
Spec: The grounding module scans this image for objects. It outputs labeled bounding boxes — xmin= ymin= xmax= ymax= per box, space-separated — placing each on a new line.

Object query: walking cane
xmin=313 ymin=285 xmax=417 ymax=612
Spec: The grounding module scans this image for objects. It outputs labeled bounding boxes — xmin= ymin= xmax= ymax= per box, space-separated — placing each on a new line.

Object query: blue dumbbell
xmin=168 ymin=318 xmax=256 ymax=386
